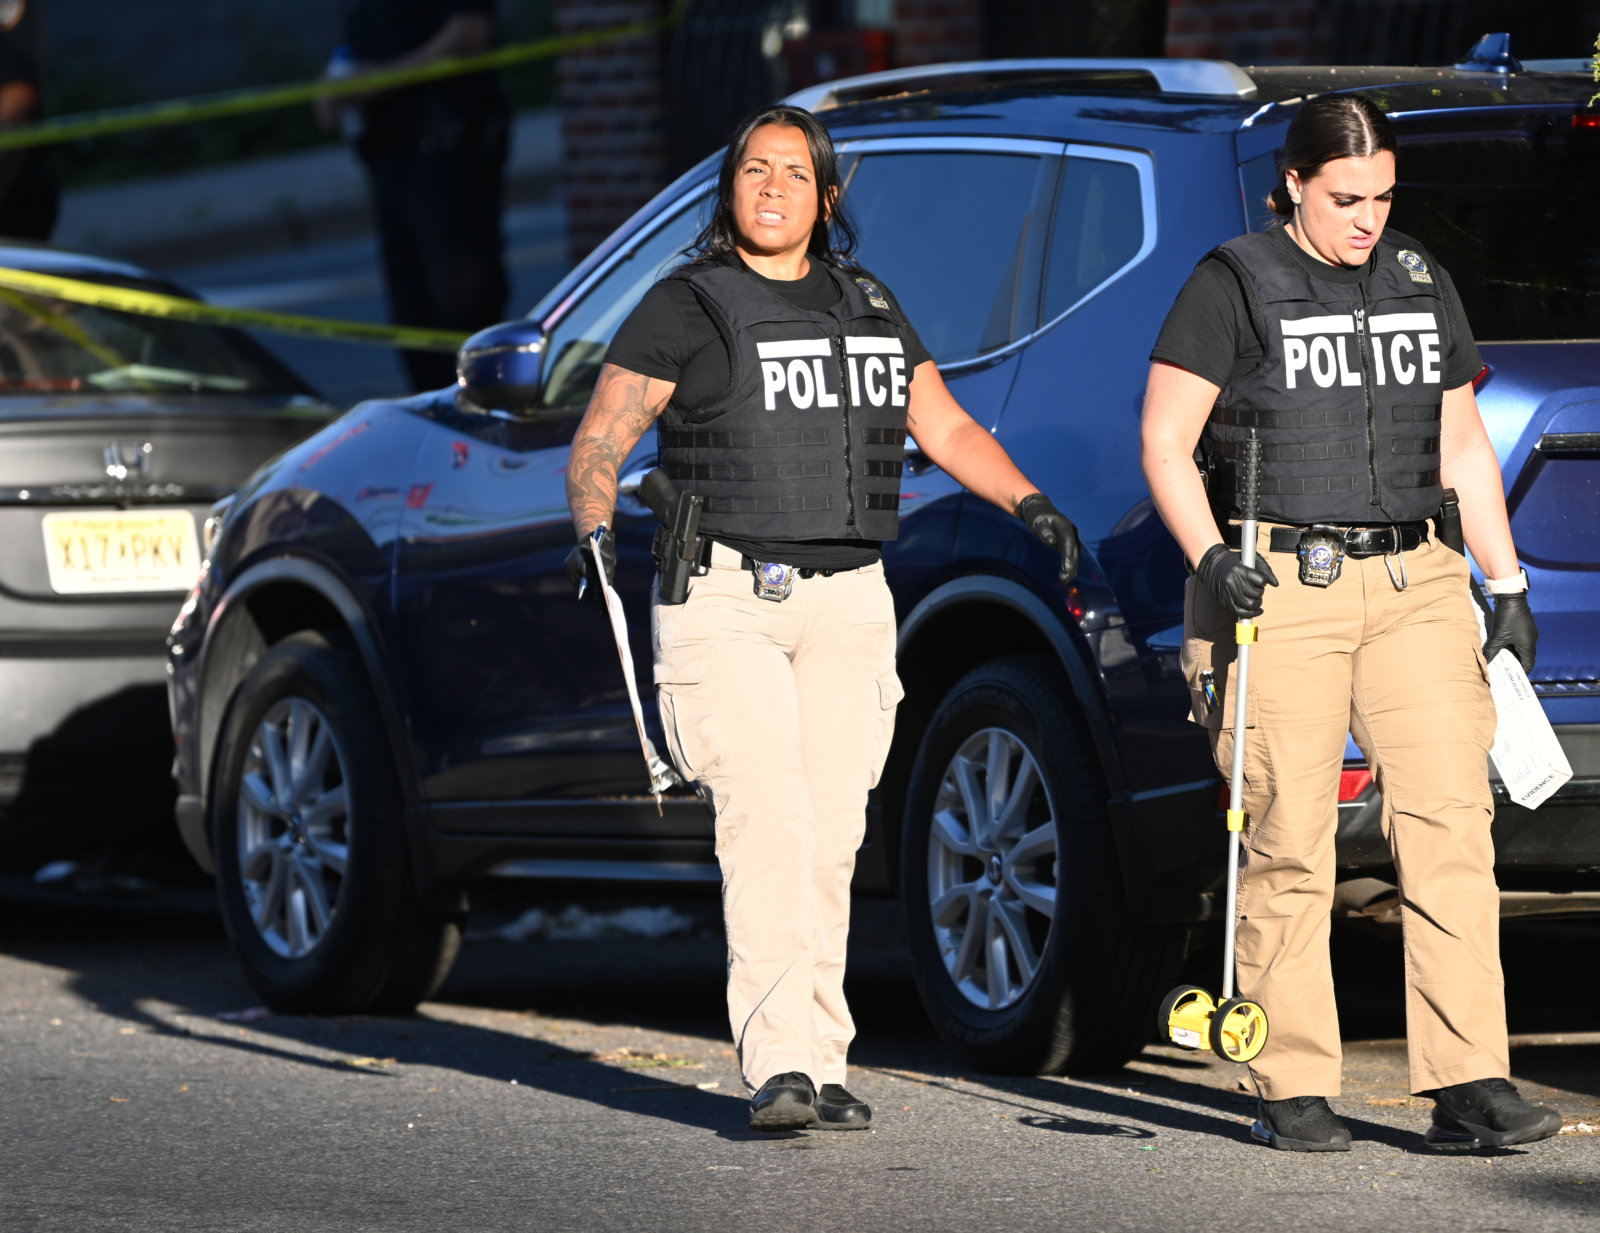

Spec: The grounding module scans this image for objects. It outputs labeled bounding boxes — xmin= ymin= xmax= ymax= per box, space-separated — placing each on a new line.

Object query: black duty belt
xmin=698 ymin=538 xmax=838 ymax=579
xmin=1225 ymin=521 xmax=1430 ymax=558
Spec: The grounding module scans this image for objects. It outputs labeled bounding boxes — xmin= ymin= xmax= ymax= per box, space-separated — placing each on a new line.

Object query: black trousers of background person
xmin=360 ymin=112 xmax=510 ymax=392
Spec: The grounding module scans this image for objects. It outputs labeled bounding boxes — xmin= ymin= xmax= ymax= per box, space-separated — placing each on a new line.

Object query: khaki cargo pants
xmin=653 ymin=542 xmax=902 ymax=1092
xmin=1182 ymin=527 xmax=1504 ymax=1099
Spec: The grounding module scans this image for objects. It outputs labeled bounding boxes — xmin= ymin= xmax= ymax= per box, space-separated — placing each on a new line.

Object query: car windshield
xmin=0 ymin=286 xmax=310 ymax=395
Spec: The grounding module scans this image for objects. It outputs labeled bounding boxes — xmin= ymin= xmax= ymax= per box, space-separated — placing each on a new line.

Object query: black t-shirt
xmin=341 ymin=0 xmax=504 ymax=147
xmin=1151 ymin=224 xmax=1482 ymax=390
xmin=608 ymin=253 xmax=933 ymax=570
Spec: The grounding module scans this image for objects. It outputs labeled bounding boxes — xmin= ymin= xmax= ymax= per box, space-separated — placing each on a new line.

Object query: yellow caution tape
xmin=0 ymin=0 xmax=689 ymax=153
xmin=0 ymin=266 xmax=468 ymax=352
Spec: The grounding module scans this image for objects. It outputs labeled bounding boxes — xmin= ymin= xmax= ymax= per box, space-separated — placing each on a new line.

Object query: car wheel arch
xmin=195 ymin=556 xmax=417 ymax=864
xmin=877 ymin=576 xmax=1125 ymax=886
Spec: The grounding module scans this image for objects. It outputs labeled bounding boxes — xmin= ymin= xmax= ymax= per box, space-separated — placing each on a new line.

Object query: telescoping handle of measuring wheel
xmin=1154 ymin=427 xmax=1269 ymax=1065
xmin=1220 ymin=429 xmax=1263 ymax=1004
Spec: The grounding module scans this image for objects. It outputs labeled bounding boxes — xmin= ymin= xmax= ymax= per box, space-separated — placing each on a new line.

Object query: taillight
xmin=1574 ymin=113 xmax=1600 ymax=130
xmin=1471 ymin=363 xmax=1492 ymax=392
xmin=1339 ymin=767 xmax=1373 ymax=801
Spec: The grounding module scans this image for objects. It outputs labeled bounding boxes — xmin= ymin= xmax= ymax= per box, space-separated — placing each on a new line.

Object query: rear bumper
xmin=0 ymin=645 xmax=173 ymax=809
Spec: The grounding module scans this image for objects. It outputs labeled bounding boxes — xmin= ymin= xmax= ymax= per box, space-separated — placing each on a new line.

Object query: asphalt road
xmin=2 ymin=885 xmax=1598 ymax=1233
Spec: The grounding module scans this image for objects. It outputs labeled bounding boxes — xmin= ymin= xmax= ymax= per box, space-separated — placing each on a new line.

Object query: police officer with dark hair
xmin=0 ymin=0 xmax=58 ymax=241
xmin=318 ymin=0 xmax=509 ymax=391
xmin=565 ymin=105 xmax=1079 ymax=1133
xmin=1142 ymin=93 xmax=1558 ymax=1154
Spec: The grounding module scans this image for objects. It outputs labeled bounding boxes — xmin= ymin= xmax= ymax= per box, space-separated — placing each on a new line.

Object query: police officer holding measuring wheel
xmin=1142 ymin=94 xmax=1559 ymax=1153
xmin=565 ymin=105 xmax=1079 ymax=1132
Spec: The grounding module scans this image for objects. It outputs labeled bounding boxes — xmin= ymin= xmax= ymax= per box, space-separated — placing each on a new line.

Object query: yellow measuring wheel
xmin=1209 ymin=997 xmax=1269 ymax=1063
xmin=1158 ymin=431 xmax=1271 ymax=1065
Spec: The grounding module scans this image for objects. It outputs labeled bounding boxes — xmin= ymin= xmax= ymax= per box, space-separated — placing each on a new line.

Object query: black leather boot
xmin=815 ymin=1083 xmax=872 ymax=1130
xmin=1251 ymin=1096 xmax=1353 ymax=1152
xmin=748 ymin=1072 xmax=817 ymax=1131
xmin=1424 ymin=1078 xmax=1562 ymax=1152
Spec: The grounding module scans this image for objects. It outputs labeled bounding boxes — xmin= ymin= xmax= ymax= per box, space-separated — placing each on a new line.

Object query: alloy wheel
xmin=926 ymin=727 xmax=1058 ymax=1010
xmin=236 ymin=697 xmax=351 ymax=959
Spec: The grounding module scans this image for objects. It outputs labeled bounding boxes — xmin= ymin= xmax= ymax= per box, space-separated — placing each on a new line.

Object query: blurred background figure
xmin=317 ymin=0 xmax=510 ymax=390
xmin=0 ymin=0 xmax=58 ymax=240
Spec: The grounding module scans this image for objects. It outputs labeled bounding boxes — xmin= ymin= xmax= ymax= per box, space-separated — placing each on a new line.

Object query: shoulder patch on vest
xmin=1396 ymin=249 xmax=1433 ymax=285
xmin=854 ymin=277 xmax=890 ymax=310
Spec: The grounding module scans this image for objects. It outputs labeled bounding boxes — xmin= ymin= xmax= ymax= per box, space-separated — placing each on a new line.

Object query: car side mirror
xmin=457 ymin=320 xmax=547 ymax=416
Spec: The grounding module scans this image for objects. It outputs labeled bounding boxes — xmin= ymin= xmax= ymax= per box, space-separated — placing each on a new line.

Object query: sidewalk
xmin=54 ymin=108 xmax=562 ymax=270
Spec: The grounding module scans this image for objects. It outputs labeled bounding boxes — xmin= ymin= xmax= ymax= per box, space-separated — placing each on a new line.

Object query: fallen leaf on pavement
xmin=342 ymin=1056 xmax=398 ymax=1069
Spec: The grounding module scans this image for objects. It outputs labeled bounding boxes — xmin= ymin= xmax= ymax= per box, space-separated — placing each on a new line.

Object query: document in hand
xmin=1475 ymin=600 xmax=1573 ymax=809
xmin=587 ymin=527 xmax=680 ymax=813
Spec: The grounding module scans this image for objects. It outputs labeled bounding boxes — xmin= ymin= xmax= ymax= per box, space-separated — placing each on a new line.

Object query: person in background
xmin=318 ymin=0 xmax=509 ymax=391
xmin=0 ymin=0 xmax=58 ymax=241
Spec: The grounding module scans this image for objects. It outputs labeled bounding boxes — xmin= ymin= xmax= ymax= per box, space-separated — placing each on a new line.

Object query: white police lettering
xmin=843 ymin=335 xmax=907 ymax=409
xmin=755 ymin=339 xmax=831 ymax=411
xmin=754 ymin=336 xmax=905 ymax=411
xmin=1280 ymin=311 xmax=1441 ymax=392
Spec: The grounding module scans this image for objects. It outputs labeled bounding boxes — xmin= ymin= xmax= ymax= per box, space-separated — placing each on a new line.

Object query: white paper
xmin=589 ymin=529 xmax=679 ymax=813
xmin=1475 ymin=599 xmax=1573 ymax=810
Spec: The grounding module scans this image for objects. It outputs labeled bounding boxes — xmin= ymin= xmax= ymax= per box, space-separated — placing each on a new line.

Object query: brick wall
xmin=1164 ymin=0 xmax=1318 ymax=63
xmin=894 ymin=0 xmax=985 ymax=65
xmin=556 ymin=0 xmax=670 ymax=263
xmin=1166 ymin=0 xmax=1600 ymax=66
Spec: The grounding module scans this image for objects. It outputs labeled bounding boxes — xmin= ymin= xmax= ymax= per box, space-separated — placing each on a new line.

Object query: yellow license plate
xmin=41 ymin=509 xmax=201 ymax=595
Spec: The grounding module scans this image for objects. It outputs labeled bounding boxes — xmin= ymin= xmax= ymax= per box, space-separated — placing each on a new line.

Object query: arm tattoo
xmin=566 ymin=366 xmax=667 ymax=539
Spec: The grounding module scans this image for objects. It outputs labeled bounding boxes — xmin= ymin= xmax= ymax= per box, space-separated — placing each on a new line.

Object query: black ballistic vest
xmin=1205 ymin=228 xmax=1450 ymax=525
xmin=658 ymin=262 xmax=912 ymax=542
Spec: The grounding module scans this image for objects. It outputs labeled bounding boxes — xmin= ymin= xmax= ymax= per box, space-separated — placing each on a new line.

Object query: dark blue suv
xmin=168 ymin=49 xmax=1600 ymax=1074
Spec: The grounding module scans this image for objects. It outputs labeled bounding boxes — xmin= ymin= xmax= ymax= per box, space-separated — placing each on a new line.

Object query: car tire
xmin=900 ymin=654 xmax=1184 ymax=1074
xmin=210 ymin=630 xmax=461 ymax=1015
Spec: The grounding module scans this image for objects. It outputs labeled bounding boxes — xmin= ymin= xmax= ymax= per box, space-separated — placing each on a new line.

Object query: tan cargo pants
xmin=653 ymin=542 xmax=903 ymax=1092
xmin=1181 ymin=527 xmax=1504 ymax=1099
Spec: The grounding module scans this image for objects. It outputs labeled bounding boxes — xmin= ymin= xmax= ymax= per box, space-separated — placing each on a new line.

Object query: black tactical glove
xmin=564 ymin=527 xmax=617 ymax=604
xmin=1017 ymin=493 xmax=1081 ymax=583
xmin=1483 ymin=589 xmax=1537 ymax=673
xmin=1196 ymin=542 xmax=1280 ymax=620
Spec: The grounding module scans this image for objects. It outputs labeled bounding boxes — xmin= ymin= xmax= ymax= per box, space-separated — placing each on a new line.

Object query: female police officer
xmin=565 ymin=105 xmax=1079 ymax=1132
xmin=1141 ymin=93 xmax=1559 ymax=1153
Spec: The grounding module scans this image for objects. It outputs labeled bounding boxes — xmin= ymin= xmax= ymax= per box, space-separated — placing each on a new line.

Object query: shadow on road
xmin=3 ymin=885 xmax=1598 ymax=1147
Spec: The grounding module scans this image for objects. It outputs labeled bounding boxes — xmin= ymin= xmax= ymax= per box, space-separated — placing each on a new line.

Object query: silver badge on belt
xmin=754 ymin=560 xmax=796 ymax=602
xmin=1297 ymin=527 xmax=1345 ymax=588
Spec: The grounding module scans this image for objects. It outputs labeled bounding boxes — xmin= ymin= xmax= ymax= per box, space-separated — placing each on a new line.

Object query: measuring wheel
xmin=1158 ymin=984 xmax=1216 ymax=1052
xmin=1209 ymin=997 xmax=1269 ymax=1063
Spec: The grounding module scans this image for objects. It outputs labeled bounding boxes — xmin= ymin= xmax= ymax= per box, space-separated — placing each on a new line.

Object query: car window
xmin=1386 ymin=118 xmax=1600 ymax=342
xmin=0 ymin=287 xmax=309 ymax=396
xmin=1241 ymin=115 xmax=1600 ymax=341
xmin=541 ymin=199 xmax=706 ymax=409
xmin=843 ymin=150 xmax=1045 ymax=365
xmin=1042 ymin=155 xmax=1145 ymax=321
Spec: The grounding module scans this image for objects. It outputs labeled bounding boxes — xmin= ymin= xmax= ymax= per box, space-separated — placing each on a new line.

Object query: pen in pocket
xmin=1200 ymin=669 xmax=1218 ymax=710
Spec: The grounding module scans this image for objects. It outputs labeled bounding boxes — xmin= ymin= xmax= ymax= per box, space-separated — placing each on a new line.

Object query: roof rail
xmin=782 ymin=58 xmax=1258 ymax=113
